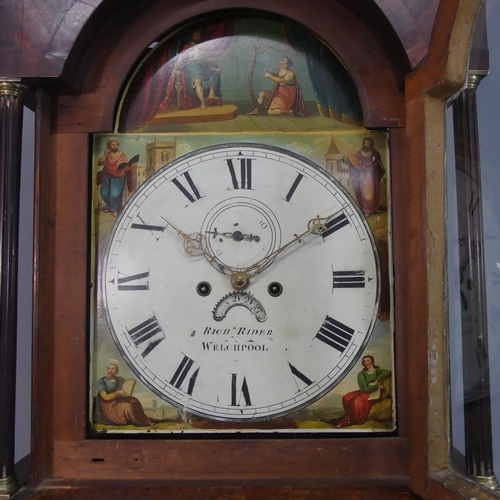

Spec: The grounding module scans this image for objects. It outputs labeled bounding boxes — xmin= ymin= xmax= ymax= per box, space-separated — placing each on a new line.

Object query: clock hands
xmin=161 ymin=216 xmax=234 ymax=275
xmin=162 ymin=209 xmax=344 ymax=290
xmin=229 ymin=209 xmax=345 ymax=289
xmin=208 ymin=228 xmax=261 ymax=242
xmin=161 ymin=216 xmax=208 ymax=257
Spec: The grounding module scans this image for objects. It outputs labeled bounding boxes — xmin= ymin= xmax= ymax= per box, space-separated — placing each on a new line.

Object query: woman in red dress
xmin=335 ymin=355 xmax=391 ymax=427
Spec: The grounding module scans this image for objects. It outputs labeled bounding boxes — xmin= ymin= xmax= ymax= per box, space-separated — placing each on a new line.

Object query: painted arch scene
xmin=118 ymin=15 xmax=363 ymax=133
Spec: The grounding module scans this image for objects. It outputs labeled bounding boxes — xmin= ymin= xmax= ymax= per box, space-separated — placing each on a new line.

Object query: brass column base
xmin=0 ymin=475 xmax=20 ymax=499
xmin=472 ymin=473 xmax=500 ymax=491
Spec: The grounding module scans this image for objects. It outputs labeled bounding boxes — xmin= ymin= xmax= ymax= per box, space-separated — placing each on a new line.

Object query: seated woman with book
xmin=94 ymin=362 xmax=155 ymax=427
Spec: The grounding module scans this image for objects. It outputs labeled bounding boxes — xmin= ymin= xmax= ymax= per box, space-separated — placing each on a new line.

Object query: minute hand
xmin=241 ymin=209 xmax=344 ymax=278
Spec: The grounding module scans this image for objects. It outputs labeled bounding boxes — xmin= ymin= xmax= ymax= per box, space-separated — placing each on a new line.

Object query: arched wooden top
xmin=52 ymin=0 xmax=409 ymax=132
xmin=0 ymin=0 xmax=439 ymax=77
xmin=374 ymin=0 xmax=440 ymax=68
xmin=407 ymin=0 xmax=482 ymax=99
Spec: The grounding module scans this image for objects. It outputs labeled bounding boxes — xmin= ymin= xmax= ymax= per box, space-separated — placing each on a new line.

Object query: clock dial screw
xmin=268 ymin=282 xmax=283 ymax=297
xmin=196 ymin=281 xmax=212 ymax=296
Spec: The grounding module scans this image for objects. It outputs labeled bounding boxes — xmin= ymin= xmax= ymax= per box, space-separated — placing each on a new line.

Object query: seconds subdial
xmin=201 ymin=197 xmax=282 ymax=272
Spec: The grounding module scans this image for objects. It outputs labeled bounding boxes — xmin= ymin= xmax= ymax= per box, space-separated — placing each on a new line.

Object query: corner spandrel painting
xmin=90 ymin=15 xmax=394 ymax=434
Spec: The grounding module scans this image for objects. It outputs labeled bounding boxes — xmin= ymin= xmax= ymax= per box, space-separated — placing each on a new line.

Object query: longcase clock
xmin=0 ymin=0 xmax=488 ymax=498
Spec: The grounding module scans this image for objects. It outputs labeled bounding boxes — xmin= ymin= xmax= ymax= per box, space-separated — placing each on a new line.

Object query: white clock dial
xmin=103 ymin=144 xmax=380 ymax=422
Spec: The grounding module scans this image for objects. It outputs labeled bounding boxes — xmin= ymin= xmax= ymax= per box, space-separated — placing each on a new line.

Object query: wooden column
xmin=452 ymin=71 xmax=499 ymax=491
xmin=0 ymin=80 xmax=28 ymax=499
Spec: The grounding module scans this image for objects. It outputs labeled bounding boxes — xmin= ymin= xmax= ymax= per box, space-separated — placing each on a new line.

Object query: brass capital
xmin=0 ymin=81 xmax=29 ymax=99
xmin=467 ymin=70 xmax=489 ymax=90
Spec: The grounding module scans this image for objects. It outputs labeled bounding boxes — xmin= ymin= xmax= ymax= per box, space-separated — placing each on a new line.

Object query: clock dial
xmin=102 ymin=144 xmax=380 ymax=421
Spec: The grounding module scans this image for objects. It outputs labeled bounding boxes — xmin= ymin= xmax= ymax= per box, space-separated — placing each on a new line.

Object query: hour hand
xmin=161 ymin=216 xmax=232 ymax=273
xmin=161 ymin=216 xmax=207 ymax=257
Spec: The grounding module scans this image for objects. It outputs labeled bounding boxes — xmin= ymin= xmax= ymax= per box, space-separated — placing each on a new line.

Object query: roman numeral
xmin=288 ymin=362 xmax=313 ymax=387
xmin=227 ymin=157 xmax=253 ymax=189
xmin=117 ymin=271 xmax=149 ymax=291
xmin=230 ymin=374 xmax=252 ymax=406
xmin=333 ymin=270 xmax=366 ymax=288
xmin=131 ymin=223 xmax=166 ymax=232
xmin=315 ymin=315 xmax=354 ymax=353
xmin=172 ymin=171 xmax=201 ymax=203
xmin=170 ymin=355 xmax=199 ymax=395
xmin=126 ymin=316 xmax=165 ymax=357
xmin=321 ymin=213 xmax=350 ymax=239
xmin=131 ymin=215 xmax=166 ymax=241
xmin=284 ymin=173 xmax=304 ymax=202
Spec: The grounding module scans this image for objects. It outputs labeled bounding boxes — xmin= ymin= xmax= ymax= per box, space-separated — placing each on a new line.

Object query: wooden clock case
xmin=1 ymin=0 xmax=490 ymax=498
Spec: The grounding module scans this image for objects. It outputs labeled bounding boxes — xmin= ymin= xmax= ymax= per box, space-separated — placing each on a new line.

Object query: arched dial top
xmin=103 ymin=144 xmax=380 ymax=422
